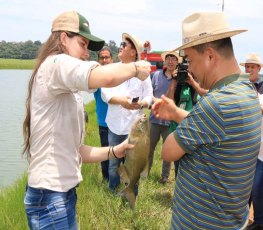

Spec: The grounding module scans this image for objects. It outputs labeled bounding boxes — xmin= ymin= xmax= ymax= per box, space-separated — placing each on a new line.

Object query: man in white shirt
xmin=101 ymin=33 xmax=153 ymax=192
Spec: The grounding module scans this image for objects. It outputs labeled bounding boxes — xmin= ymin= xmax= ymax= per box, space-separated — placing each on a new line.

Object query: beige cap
xmin=52 ymin=11 xmax=105 ymax=51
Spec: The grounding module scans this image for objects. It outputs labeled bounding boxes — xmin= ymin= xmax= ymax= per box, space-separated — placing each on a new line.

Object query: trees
xmin=0 ymin=40 xmax=120 ymax=61
xmin=0 ymin=40 xmax=41 ymax=59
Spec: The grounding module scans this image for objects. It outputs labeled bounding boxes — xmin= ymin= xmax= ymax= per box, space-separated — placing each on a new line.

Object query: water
xmin=0 ymin=70 xmax=94 ymax=189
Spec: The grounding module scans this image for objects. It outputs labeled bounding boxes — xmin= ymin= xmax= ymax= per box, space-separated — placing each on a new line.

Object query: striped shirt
xmin=172 ymin=74 xmax=261 ymax=229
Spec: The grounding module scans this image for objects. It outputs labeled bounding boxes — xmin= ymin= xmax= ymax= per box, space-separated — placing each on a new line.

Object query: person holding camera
xmin=101 ymin=33 xmax=153 ymax=193
xmin=166 ymin=68 xmax=208 ymax=127
xmin=151 ymin=12 xmax=261 ymax=229
xmin=166 ymin=69 xmax=208 ymax=178
xmin=148 ymin=51 xmax=180 ymax=184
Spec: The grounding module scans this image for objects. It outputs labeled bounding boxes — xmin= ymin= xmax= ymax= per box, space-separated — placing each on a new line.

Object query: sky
xmin=0 ymin=0 xmax=262 ymax=64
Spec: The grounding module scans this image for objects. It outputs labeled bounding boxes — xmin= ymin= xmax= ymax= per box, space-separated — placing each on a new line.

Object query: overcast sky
xmin=1 ymin=0 xmax=262 ymax=64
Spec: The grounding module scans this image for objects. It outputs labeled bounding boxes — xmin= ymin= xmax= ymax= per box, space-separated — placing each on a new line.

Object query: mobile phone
xmin=132 ymin=97 xmax=139 ymax=103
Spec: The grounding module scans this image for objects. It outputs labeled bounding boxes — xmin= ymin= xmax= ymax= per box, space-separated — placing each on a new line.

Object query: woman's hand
xmin=112 ymin=139 xmax=134 ymax=159
xmin=134 ymin=60 xmax=151 ymax=80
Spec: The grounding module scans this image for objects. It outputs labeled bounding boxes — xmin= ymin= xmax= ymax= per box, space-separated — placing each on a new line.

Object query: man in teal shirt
xmin=152 ymin=12 xmax=261 ymax=229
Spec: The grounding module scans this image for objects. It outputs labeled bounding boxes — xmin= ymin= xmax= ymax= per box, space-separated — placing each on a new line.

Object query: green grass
xmin=0 ymin=100 xmax=175 ymax=230
xmin=0 ymin=58 xmax=36 ymax=69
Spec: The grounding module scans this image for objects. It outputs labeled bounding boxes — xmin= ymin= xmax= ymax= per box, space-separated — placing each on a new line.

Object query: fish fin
xmin=140 ymin=161 xmax=149 ymax=178
xmin=119 ymin=187 xmax=136 ymax=209
xmin=118 ymin=163 xmax=130 ymax=184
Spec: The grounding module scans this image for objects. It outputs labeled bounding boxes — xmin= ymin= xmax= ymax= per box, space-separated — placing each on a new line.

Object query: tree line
xmin=0 ymin=40 xmax=120 ymax=61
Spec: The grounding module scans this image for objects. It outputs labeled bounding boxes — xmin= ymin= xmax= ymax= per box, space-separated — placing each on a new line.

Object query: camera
xmin=176 ymin=57 xmax=189 ymax=84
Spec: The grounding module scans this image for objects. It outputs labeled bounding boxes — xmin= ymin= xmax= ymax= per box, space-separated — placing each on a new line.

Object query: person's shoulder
xmin=47 ymin=53 xmax=69 ymax=61
xmin=152 ymin=70 xmax=163 ymax=79
xmin=258 ymin=74 xmax=263 ymax=83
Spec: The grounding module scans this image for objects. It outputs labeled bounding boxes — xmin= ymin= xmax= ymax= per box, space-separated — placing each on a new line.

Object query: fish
xmin=117 ymin=113 xmax=150 ymax=209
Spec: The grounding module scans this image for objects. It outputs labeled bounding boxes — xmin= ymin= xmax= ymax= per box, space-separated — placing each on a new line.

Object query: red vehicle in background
xmin=141 ymin=51 xmax=163 ymax=73
xmin=141 ymin=41 xmax=164 ymax=73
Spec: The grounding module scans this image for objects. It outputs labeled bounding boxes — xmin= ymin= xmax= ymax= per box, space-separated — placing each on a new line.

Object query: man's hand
xmin=151 ymin=95 xmax=178 ymax=120
xmin=120 ymin=96 xmax=142 ymax=110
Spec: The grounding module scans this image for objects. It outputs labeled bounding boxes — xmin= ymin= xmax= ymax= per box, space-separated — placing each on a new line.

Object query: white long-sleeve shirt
xmin=101 ymin=76 xmax=153 ymax=135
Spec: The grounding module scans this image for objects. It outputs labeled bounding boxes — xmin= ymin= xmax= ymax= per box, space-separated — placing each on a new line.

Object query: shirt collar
xmin=211 ymin=74 xmax=240 ymax=91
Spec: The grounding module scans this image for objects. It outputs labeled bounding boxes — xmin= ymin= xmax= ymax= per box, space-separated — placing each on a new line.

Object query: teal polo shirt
xmin=171 ymin=74 xmax=262 ymax=229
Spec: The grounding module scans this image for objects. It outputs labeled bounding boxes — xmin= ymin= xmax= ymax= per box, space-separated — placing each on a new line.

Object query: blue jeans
xmin=24 ymin=185 xmax=78 ymax=230
xmin=99 ymin=126 xmax=109 ymax=181
xmin=252 ymin=159 xmax=263 ymax=224
xmin=108 ymin=129 xmax=126 ymax=191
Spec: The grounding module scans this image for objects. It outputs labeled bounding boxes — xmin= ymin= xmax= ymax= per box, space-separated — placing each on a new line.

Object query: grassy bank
xmin=0 ymin=58 xmax=35 ymax=69
xmin=0 ymin=101 xmax=175 ymax=229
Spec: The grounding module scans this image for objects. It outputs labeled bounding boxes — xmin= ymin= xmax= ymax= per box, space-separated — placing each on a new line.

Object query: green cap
xmin=52 ymin=11 xmax=105 ymax=51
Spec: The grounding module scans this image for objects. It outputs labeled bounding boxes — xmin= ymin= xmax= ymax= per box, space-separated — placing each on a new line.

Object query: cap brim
xmin=173 ymin=29 xmax=247 ymax=51
xmin=79 ymin=32 xmax=105 ymax=51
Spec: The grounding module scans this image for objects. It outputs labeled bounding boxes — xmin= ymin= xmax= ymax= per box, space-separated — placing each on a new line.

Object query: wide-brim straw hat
xmin=122 ymin=33 xmax=143 ymax=61
xmin=173 ymin=12 xmax=247 ymax=51
xmin=240 ymin=53 xmax=263 ymax=67
xmin=161 ymin=51 xmax=182 ymax=62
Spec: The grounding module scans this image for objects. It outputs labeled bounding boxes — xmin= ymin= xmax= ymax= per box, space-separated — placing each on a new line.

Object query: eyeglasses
xmin=120 ymin=41 xmax=128 ymax=48
xmin=99 ymin=56 xmax=111 ymax=60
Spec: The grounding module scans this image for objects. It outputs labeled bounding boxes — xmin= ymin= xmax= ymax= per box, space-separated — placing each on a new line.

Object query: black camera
xmin=176 ymin=57 xmax=189 ymax=84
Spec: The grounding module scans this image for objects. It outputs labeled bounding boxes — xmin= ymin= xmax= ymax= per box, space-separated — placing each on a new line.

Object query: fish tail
xmin=123 ymin=187 xmax=136 ymax=209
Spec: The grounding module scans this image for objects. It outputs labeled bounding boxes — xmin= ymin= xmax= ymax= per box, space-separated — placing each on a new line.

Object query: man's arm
xmin=166 ymin=79 xmax=177 ymax=100
xmin=162 ymin=133 xmax=186 ymax=161
xmin=186 ymin=73 xmax=208 ymax=96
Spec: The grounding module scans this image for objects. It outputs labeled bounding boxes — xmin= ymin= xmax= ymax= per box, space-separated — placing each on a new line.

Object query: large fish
xmin=118 ymin=113 xmax=150 ymax=209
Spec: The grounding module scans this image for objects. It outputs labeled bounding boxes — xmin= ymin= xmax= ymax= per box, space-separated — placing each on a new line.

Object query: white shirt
xmin=101 ymin=76 xmax=152 ymax=135
xmin=28 ymin=54 xmax=98 ymax=192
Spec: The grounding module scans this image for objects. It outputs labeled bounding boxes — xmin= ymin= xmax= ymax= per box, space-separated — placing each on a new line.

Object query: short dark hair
xmin=165 ymin=54 xmax=178 ymax=61
xmin=98 ymin=46 xmax=113 ymax=58
xmin=192 ymin=37 xmax=234 ymax=58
